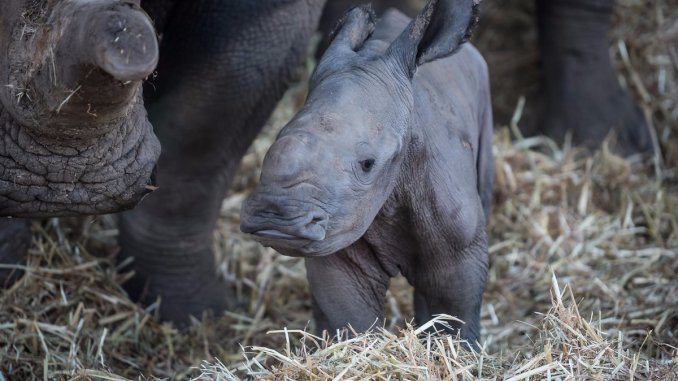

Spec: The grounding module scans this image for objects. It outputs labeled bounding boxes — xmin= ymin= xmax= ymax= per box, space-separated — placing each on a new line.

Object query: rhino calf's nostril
xmin=307 ymin=212 xmax=328 ymax=228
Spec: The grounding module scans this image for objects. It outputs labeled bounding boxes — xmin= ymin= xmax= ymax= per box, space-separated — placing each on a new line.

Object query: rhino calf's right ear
xmin=387 ymin=0 xmax=480 ymax=77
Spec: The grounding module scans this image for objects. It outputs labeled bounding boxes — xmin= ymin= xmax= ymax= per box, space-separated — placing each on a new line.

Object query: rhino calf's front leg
xmin=305 ymin=239 xmax=391 ymax=334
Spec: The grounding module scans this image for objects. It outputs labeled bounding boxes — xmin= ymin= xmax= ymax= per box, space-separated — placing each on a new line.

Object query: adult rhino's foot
xmin=536 ymin=0 xmax=653 ymax=155
xmin=0 ymin=219 xmax=31 ymax=286
xmin=118 ymin=210 xmax=232 ymax=327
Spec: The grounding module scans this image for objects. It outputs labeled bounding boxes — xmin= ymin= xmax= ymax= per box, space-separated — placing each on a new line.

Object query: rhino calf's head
xmin=241 ymin=0 xmax=478 ymax=256
xmin=0 ymin=0 xmax=161 ymax=217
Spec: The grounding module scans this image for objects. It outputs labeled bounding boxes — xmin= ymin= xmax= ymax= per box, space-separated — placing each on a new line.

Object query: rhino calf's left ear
xmin=387 ymin=0 xmax=480 ymax=77
xmin=328 ymin=5 xmax=378 ymax=55
xmin=313 ymin=5 xmax=377 ymax=82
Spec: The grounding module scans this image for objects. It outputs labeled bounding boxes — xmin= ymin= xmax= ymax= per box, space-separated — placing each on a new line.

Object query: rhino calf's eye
xmin=360 ymin=159 xmax=375 ymax=172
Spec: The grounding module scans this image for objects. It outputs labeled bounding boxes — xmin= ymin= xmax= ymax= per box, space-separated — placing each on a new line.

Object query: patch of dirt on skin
xmin=6 ymin=0 xmax=53 ymax=113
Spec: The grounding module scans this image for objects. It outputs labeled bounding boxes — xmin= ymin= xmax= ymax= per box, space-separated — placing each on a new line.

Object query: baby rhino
xmin=241 ymin=0 xmax=493 ymax=345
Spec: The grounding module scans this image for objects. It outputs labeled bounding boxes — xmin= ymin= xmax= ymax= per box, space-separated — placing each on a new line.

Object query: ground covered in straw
xmin=1 ymin=0 xmax=677 ymax=379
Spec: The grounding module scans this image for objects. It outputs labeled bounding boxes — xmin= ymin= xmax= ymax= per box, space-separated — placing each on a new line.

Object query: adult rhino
xmin=0 ymin=0 xmax=651 ymax=326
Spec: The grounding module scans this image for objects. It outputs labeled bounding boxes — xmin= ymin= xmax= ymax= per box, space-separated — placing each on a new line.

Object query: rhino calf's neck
xmin=242 ymin=0 xmax=493 ymax=346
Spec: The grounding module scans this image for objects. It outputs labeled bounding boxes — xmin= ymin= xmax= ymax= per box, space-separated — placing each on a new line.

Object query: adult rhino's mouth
xmin=0 ymin=101 xmax=161 ymax=217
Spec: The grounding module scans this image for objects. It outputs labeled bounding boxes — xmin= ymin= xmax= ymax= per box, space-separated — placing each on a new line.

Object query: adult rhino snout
xmin=53 ymin=0 xmax=158 ymax=82
xmin=4 ymin=0 xmax=159 ymax=131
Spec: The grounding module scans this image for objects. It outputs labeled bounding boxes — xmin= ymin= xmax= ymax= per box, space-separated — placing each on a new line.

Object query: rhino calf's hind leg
xmin=0 ymin=219 xmax=31 ymax=286
xmin=412 ymin=232 xmax=489 ymax=347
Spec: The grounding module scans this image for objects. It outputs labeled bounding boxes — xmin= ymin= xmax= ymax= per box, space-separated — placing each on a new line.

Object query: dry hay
xmin=1 ymin=0 xmax=677 ymax=379
xmin=1 ymin=125 xmax=676 ymax=379
xmin=194 ymin=276 xmax=675 ymax=380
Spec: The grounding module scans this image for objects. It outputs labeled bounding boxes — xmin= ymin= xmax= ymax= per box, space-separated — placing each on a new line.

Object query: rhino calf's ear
xmin=388 ymin=0 xmax=480 ymax=77
xmin=328 ymin=4 xmax=377 ymax=53
xmin=313 ymin=4 xmax=377 ymax=82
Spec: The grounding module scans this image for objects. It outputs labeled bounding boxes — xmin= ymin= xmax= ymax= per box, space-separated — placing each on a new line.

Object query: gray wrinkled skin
xmin=0 ymin=0 xmax=160 ymax=217
xmin=242 ymin=0 xmax=493 ymax=345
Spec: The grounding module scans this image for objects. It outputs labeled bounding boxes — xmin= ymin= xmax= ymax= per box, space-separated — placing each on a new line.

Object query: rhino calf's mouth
xmin=254 ymin=230 xmax=304 ymax=240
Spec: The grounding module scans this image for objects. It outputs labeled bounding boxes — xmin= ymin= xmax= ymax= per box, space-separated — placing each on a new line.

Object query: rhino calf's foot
xmin=0 ymin=219 xmax=31 ymax=286
xmin=411 ymin=233 xmax=489 ymax=348
xmin=305 ymin=240 xmax=391 ymax=335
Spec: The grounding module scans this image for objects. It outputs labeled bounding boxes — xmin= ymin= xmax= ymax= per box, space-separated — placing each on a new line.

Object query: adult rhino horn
xmin=23 ymin=0 xmax=158 ymax=131
xmin=86 ymin=1 xmax=159 ymax=82
xmin=54 ymin=0 xmax=158 ymax=82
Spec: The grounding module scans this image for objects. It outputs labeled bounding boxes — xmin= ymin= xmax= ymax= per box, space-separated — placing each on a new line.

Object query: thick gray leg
xmin=536 ymin=0 xmax=651 ymax=154
xmin=412 ymin=232 xmax=489 ymax=347
xmin=305 ymin=240 xmax=390 ymax=335
xmin=0 ymin=219 xmax=31 ymax=286
xmin=413 ymin=290 xmax=429 ymax=324
xmin=119 ymin=0 xmax=326 ymax=326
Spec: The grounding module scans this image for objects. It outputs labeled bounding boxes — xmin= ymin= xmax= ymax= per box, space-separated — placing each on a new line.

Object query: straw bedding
xmin=0 ymin=0 xmax=676 ymax=379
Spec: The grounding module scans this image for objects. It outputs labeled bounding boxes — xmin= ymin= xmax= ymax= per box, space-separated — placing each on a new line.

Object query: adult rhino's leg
xmin=120 ymin=0 xmax=326 ymax=326
xmin=0 ymin=219 xmax=31 ymax=286
xmin=536 ymin=0 xmax=651 ymax=154
xmin=305 ymin=240 xmax=390 ymax=334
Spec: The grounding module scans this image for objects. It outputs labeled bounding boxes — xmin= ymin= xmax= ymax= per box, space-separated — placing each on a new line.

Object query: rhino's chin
xmin=254 ymin=229 xmax=300 ymax=240
xmin=250 ymin=232 xmax=352 ymax=258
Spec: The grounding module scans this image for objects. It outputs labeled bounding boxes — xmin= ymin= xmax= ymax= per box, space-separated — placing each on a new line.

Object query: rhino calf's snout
xmin=241 ymin=205 xmax=329 ymax=242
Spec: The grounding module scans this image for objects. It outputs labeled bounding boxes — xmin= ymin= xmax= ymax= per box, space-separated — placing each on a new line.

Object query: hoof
xmin=117 ymin=246 xmax=235 ymax=328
